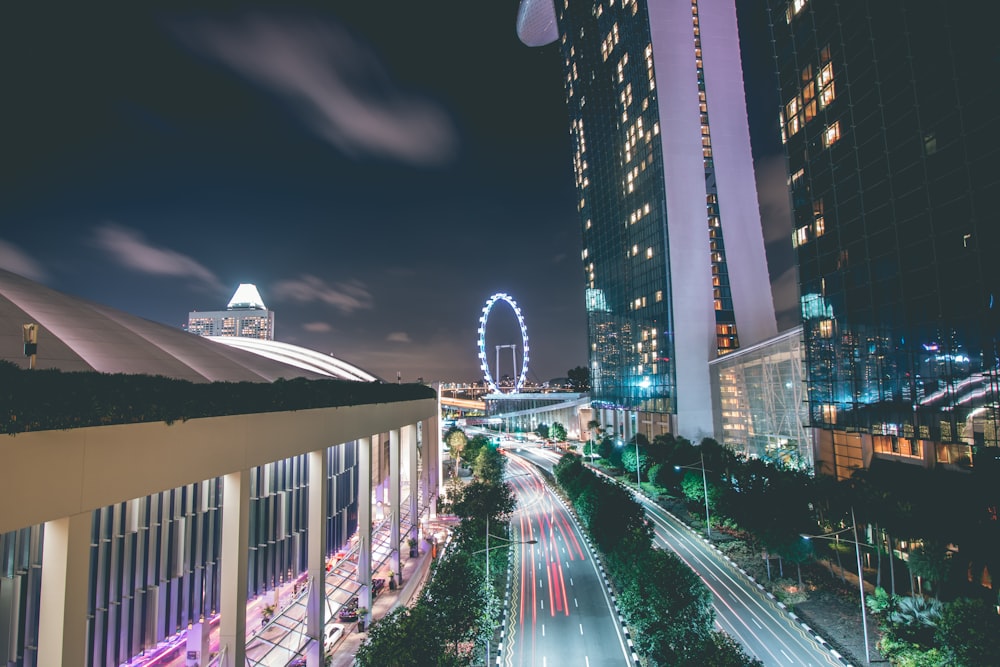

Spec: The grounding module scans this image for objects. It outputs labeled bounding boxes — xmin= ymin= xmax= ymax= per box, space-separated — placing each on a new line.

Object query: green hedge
xmin=1 ymin=361 xmax=435 ymax=435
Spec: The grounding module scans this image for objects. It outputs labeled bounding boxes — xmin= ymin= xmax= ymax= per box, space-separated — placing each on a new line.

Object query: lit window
xmin=818 ymin=319 xmax=833 ymax=338
xmin=631 ymin=244 xmax=639 ymax=256
xmin=823 ymin=121 xmax=841 ymax=147
xmin=655 ymin=290 xmax=663 ymax=302
xmin=646 ymin=247 xmax=653 ymax=258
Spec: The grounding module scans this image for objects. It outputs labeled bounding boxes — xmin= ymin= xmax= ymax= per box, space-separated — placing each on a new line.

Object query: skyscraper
xmin=518 ymin=0 xmax=776 ymax=440
xmin=187 ymin=283 xmax=275 ymax=341
xmin=768 ymin=0 xmax=999 ymax=478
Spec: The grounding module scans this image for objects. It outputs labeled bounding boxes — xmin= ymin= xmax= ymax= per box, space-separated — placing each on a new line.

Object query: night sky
xmin=0 ymin=0 xmax=794 ymax=384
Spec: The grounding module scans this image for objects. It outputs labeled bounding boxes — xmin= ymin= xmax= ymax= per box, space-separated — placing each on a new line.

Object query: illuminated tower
xmin=187 ymin=283 xmax=275 ymax=340
xmin=518 ymin=0 xmax=776 ymax=439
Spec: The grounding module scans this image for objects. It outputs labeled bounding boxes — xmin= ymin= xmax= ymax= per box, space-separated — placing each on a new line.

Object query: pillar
xmin=389 ymin=428 xmax=401 ymax=582
xmin=186 ymin=622 xmax=209 ymax=667
xmin=37 ymin=512 xmax=90 ymax=667
xmin=426 ymin=413 xmax=439 ymax=519
xmin=357 ymin=436 xmax=372 ymax=622
xmin=306 ymin=448 xmax=328 ymax=667
xmin=403 ymin=424 xmax=419 ymax=543
xmin=218 ymin=470 xmax=250 ymax=667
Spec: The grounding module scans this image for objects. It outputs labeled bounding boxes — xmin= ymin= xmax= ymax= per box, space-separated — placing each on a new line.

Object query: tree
xmin=445 ymin=428 xmax=467 ymax=466
xmin=420 ymin=552 xmax=487 ymax=655
xmin=451 ymin=480 xmax=516 ymax=528
xmin=686 ymin=631 xmax=765 ymax=667
xmin=549 ymin=422 xmax=567 ymax=441
xmin=355 ymin=606 xmax=452 ymax=666
xmin=935 ymin=597 xmax=1000 ymax=666
xmin=535 ymin=423 xmax=550 ymax=439
xmin=908 ymin=542 xmax=953 ymax=599
xmin=567 ymin=365 xmax=591 ymax=392
xmin=472 ymin=445 xmax=505 ymax=484
xmin=462 ymin=434 xmax=491 ymax=468
xmin=613 ymin=547 xmax=715 ymax=665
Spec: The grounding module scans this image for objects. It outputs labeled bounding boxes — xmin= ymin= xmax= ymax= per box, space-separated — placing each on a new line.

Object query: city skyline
xmin=0 ymin=0 xmax=795 ymax=383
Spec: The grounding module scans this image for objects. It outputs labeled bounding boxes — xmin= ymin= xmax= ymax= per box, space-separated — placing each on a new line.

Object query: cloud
xmin=303 ymin=322 xmax=333 ymax=333
xmin=272 ymin=274 xmax=373 ymax=314
xmin=386 ymin=331 xmax=411 ymax=343
xmin=92 ymin=223 xmax=225 ymax=292
xmin=771 ymin=265 xmax=801 ymax=331
xmin=171 ymin=15 xmax=459 ymax=165
xmin=755 ymin=154 xmax=793 ymax=244
xmin=0 ymin=239 xmax=48 ymax=282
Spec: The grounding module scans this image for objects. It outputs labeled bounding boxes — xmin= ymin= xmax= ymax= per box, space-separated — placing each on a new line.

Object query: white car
xmin=325 ymin=623 xmax=345 ymax=650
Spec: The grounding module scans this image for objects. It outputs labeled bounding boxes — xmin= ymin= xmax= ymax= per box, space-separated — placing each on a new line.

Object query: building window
xmin=823 ymin=121 xmax=841 ymax=148
xmin=785 ymin=0 xmax=807 ymax=23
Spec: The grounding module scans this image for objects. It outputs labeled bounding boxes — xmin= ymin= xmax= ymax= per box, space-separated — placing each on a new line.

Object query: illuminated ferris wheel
xmin=477 ymin=292 xmax=530 ymax=393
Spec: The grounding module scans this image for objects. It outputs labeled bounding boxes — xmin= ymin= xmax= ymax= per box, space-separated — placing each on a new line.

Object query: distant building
xmin=518 ymin=0 xmax=776 ymax=442
xmin=188 ymin=283 xmax=275 ymax=341
xmin=768 ymin=0 xmax=999 ymax=478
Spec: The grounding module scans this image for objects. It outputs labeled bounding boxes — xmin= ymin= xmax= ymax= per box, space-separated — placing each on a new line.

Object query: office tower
xmin=518 ymin=0 xmax=777 ymax=440
xmin=768 ymin=0 xmax=999 ymax=478
xmin=188 ymin=283 xmax=275 ymax=340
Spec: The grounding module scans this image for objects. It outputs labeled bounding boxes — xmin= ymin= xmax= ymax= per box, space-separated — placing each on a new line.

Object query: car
xmin=337 ymin=597 xmax=359 ymax=622
xmin=325 ymin=623 xmax=345 ymax=650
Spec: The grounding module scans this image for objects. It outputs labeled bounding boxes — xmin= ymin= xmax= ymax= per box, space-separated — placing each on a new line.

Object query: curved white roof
xmin=0 ymin=268 xmax=381 ymax=383
xmin=517 ymin=0 xmax=559 ymax=47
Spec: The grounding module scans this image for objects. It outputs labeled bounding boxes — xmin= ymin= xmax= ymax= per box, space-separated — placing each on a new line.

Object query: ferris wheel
xmin=477 ymin=293 xmax=530 ymax=393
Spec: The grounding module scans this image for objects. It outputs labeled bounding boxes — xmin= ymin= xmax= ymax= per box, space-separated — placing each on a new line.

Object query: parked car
xmin=325 ymin=623 xmax=345 ymax=650
xmin=337 ymin=597 xmax=359 ymax=622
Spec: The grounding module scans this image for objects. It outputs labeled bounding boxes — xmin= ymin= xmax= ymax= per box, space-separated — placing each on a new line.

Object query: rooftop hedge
xmin=1 ymin=361 xmax=435 ymax=435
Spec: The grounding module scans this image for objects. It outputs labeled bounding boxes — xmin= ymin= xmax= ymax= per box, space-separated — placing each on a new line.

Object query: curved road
xmin=500 ymin=455 xmax=634 ymax=667
xmin=508 ymin=446 xmax=844 ymax=667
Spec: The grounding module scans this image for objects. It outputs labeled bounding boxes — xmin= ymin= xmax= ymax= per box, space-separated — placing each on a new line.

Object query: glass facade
xmin=560 ymin=0 xmax=677 ymax=416
xmin=769 ymin=0 xmax=1000 ymax=471
xmin=710 ymin=327 xmax=813 ymax=470
xmin=542 ymin=0 xmax=777 ymax=439
xmin=0 ymin=444 xmax=358 ymax=667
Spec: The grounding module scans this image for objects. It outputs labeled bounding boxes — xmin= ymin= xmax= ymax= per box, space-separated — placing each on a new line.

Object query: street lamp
xmin=473 ymin=516 xmax=537 ymax=666
xmin=674 ymin=451 xmax=711 ymax=538
xmin=801 ymin=507 xmax=870 ymax=665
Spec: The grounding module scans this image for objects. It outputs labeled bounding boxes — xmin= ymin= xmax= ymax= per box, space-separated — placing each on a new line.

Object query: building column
xmin=403 ymin=424 xmax=419 ymax=543
xmin=219 ymin=469 xmax=250 ymax=667
xmin=389 ymin=428 xmax=401 ymax=583
xmin=186 ymin=622 xmax=209 ymax=667
xmin=357 ymin=436 xmax=372 ymax=624
xmin=37 ymin=512 xmax=90 ymax=667
xmin=306 ymin=448 xmax=328 ymax=667
xmin=426 ymin=413 xmax=439 ymax=519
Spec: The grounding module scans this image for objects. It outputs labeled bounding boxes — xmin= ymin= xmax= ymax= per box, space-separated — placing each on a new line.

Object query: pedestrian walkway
xmin=326 ymin=537 xmax=437 ymax=667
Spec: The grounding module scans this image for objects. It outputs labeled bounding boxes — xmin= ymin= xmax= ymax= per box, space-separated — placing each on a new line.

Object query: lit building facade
xmin=710 ymin=326 xmax=813 ymax=470
xmin=518 ymin=0 xmax=777 ymax=441
xmin=768 ymin=0 xmax=1000 ymax=478
xmin=188 ymin=283 xmax=275 ymax=341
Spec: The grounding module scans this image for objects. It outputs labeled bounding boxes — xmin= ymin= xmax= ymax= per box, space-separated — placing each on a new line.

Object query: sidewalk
xmin=326 ymin=539 xmax=437 ymax=667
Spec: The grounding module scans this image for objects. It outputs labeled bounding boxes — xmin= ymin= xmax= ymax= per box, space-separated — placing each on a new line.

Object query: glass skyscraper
xmin=768 ymin=0 xmax=999 ymax=477
xmin=518 ymin=0 xmax=777 ymax=440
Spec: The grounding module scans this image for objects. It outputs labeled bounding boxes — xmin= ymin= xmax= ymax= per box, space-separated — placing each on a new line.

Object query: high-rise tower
xmin=187 ymin=283 xmax=275 ymax=341
xmin=518 ymin=0 xmax=776 ymax=440
xmin=768 ymin=0 xmax=999 ymax=478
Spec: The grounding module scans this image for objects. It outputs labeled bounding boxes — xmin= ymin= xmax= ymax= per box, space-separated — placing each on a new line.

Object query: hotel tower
xmin=518 ymin=0 xmax=776 ymax=440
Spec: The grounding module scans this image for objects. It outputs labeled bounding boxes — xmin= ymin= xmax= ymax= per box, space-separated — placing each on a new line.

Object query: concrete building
xmin=0 ymin=268 xmax=440 ymax=667
xmin=188 ymin=284 xmax=275 ymax=341
xmin=517 ymin=0 xmax=777 ymax=443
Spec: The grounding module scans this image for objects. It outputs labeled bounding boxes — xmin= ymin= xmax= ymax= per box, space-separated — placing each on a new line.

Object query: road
xmin=508 ymin=445 xmax=844 ymax=667
xmin=499 ymin=455 xmax=634 ymax=667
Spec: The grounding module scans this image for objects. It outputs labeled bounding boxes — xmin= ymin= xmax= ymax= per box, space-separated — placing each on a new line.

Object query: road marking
xmin=780 ymin=648 xmax=793 ymax=662
xmin=574 ymin=598 xmax=578 ymax=607
xmin=579 ymin=623 xmax=584 ymax=635
xmin=569 ymin=577 xmax=574 ymax=586
xmin=542 ymin=624 xmax=546 ymax=637
xmin=752 ymin=617 xmax=763 ymax=629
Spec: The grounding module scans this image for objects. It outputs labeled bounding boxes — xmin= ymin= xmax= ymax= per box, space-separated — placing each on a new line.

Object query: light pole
xmin=801 ymin=507 xmax=871 ymax=665
xmin=474 ymin=516 xmax=537 ymax=666
xmin=674 ymin=451 xmax=711 ymax=538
